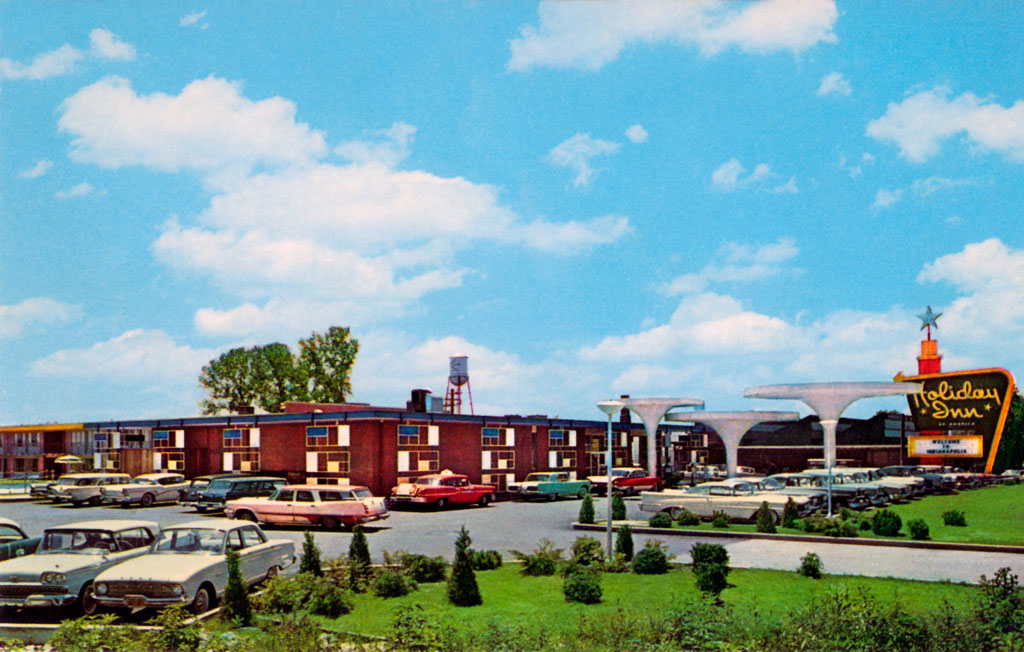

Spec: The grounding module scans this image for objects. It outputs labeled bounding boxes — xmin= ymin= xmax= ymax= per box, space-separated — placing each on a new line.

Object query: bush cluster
xmin=690 ymin=542 xmax=729 ymax=596
xmin=908 ymin=518 xmax=930 ymax=540
xmin=469 ymin=548 xmax=503 ymax=571
xmin=511 ymin=538 xmax=564 ymax=576
xmin=782 ymin=498 xmax=801 ymax=528
xmin=674 ymin=508 xmax=701 ymax=526
xmin=798 ymin=551 xmax=824 ymax=579
xmin=257 ymin=572 xmax=354 ymax=618
xmin=648 ymin=511 xmax=673 ymax=528
xmin=943 ymin=509 xmax=968 ymax=527
xmin=563 ymin=565 xmax=602 ymax=604
xmin=800 ymin=514 xmax=859 ymax=538
xmin=755 ymin=501 xmax=777 ymax=533
xmin=711 ymin=510 xmax=730 ymax=528
xmin=372 ymin=569 xmax=418 ymax=598
xmin=397 ymin=552 xmax=448 ymax=583
xmin=632 ymin=542 xmax=669 ymax=575
xmin=570 ymin=536 xmax=604 ymax=566
xmin=872 ymin=509 xmax=903 ymax=537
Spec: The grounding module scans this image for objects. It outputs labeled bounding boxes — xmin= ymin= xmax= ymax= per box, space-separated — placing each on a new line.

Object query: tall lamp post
xmin=597 ymin=399 xmax=624 ymax=559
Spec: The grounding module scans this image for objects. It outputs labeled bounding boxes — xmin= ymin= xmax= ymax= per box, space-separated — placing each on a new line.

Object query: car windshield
xmin=208 ymin=479 xmax=233 ymax=491
xmin=56 ymin=477 xmax=81 ymax=485
xmin=611 ymin=469 xmax=631 ymax=477
xmin=415 ymin=477 xmax=441 ymax=486
xmin=41 ymin=529 xmax=117 ymax=554
xmin=0 ymin=525 xmax=24 ymax=540
xmin=154 ymin=528 xmax=225 ymax=553
xmin=352 ymin=488 xmax=372 ymax=498
xmin=131 ymin=478 xmax=157 ymax=485
xmin=525 ymin=473 xmax=556 ymax=481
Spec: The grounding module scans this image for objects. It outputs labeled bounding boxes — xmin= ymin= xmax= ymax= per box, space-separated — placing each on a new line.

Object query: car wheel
xmin=140 ymin=493 xmax=155 ymax=508
xmin=435 ymin=498 xmax=448 ymax=509
xmin=478 ymin=494 xmax=491 ymax=507
xmin=321 ymin=515 xmax=340 ymax=530
xmin=668 ymin=507 xmax=683 ymax=520
xmin=78 ymin=584 xmax=99 ymax=616
xmin=191 ymin=585 xmax=213 ymax=615
xmin=265 ymin=565 xmax=282 ymax=582
xmin=195 ymin=506 xmax=208 ymax=513
xmin=71 ymin=500 xmax=84 ymax=508
xmin=89 ymin=496 xmax=102 ymax=506
xmin=577 ymin=487 xmax=589 ymax=499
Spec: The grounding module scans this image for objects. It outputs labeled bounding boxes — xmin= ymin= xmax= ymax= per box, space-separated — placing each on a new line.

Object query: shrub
xmin=300 ymin=530 xmax=322 ymax=577
xmin=146 ymin=605 xmax=203 ymax=652
xmin=578 ymin=492 xmax=595 ymax=524
xmin=447 ymin=526 xmax=482 ymax=606
xmin=943 ymin=509 xmax=967 ymax=527
xmin=872 ymin=508 xmax=903 ymax=537
xmin=347 ymin=525 xmax=372 ymax=591
xmin=510 ymin=538 xmax=564 ymax=576
xmin=649 ymin=512 xmax=673 ymax=528
xmin=399 ymin=552 xmax=448 ymax=583
xmin=615 ymin=524 xmax=634 ymax=561
xmin=571 ymin=536 xmax=605 ymax=566
xmin=563 ymin=565 xmax=602 ymax=604
xmin=825 ymin=518 xmax=860 ymax=538
xmin=469 ymin=549 xmax=503 ymax=571
xmin=711 ymin=510 xmax=730 ymax=528
xmin=612 ymin=493 xmax=627 ymax=521
xmin=908 ymin=518 xmax=930 ymax=540
xmin=859 ymin=517 xmax=873 ymax=530
xmin=257 ymin=572 xmax=354 ymax=618
xmin=222 ymin=547 xmax=253 ymax=626
xmin=691 ymin=542 xmax=730 ymax=596
xmin=50 ymin=615 xmax=130 ymax=652
xmin=976 ymin=567 xmax=1024 ymax=635
xmin=674 ymin=508 xmax=701 ymax=527
xmin=755 ymin=501 xmax=777 ymax=534
xmin=373 ymin=569 xmax=418 ymax=598
xmin=782 ymin=498 xmax=800 ymax=528
xmin=798 ymin=552 xmax=823 ymax=579
xmin=632 ymin=543 xmax=669 ymax=575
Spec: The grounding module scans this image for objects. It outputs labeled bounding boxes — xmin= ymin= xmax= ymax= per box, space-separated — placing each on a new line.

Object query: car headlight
xmin=172 ymin=584 xmax=184 ymax=596
xmin=94 ymin=582 xmax=107 ymax=595
xmin=41 ymin=572 xmax=66 ymax=585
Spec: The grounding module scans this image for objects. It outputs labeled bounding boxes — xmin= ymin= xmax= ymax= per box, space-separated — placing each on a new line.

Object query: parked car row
xmin=0 ymin=518 xmax=294 ymax=617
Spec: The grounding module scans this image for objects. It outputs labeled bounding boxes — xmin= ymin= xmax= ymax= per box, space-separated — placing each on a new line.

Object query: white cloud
xmin=871 ymin=188 xmax=903 ymax=210
xmin=712 ymin=159 xmax=787 ymax=192
xmin=58 ymin=76 xmax=328 ymax=176
xmin=838 ymin=152 xmax=875 ymax=178
xmin=19 ymin=160 xmax=53 ymax=179
xmin=335 ymin=122 xmax=417 ymax=167
xmin=867 ymin=86 xmax=1024 ymax=163
xmin=31 ymin=329 xmax=218 ymax=384
xmin=0 ymin=44 xmax=83 ymax=80
xmin=625 ymin=124 xmax=649 ymax=143
xmin=56 ymin=182 xmax=96 ymax=198
xmin=89 ymin=28 xmax=136 ymax=61
xmin=180 ymin=11 xmax=208 ymax=28
xmin=0 ymin=298 xmax=81 ymax=339
xmin=547 ymin=133 xmax=622 ymax=188
xmin=665 ymin=238 xmax=799 ymax=294
xmin=508 ymin=0 xmax=837 ymax=72
xmin=817 ymin=71 xmax=851 ymax=96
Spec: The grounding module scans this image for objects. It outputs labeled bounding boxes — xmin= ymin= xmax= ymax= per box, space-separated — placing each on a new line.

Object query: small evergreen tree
xmin=755 ymin=501 xmax=777 ymax=534
xmin=300 ymin=531 xmax=322 ymax=577
xmin=347 ymin=524 xmax=372 ymax=592
xmin=222 ymin=548 xmax=253 ymax=626
xmin=615 ymin=524 xmax=634 ymax=561
xmin=782 ymin=498 xmax=800 ymax=528
xmin=447 ymin=526 xmax=482 ymax=606
xmin=578 ymin=492 xmax=595 ymax=524
xmin=612 ymin=493 xmax=626 ymax=521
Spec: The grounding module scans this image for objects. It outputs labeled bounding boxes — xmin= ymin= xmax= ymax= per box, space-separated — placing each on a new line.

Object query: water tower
xmin=444 ymin=355 xmax=474 ymax=415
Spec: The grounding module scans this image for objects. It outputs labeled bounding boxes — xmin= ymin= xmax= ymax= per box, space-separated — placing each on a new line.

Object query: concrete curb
xmin=572 ymin=521 xmax=1024 ymax=555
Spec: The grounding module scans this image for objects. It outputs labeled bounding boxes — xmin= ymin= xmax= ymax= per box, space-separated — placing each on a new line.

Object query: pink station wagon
xmin=224 ymin=484 xmax=389 ymax=530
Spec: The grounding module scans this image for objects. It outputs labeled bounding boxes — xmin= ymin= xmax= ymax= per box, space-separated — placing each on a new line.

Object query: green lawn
xmin=321 ymin=564 xmax=976 ymax=639
xmin=633 ymin=483 xmax=1024 ymax=546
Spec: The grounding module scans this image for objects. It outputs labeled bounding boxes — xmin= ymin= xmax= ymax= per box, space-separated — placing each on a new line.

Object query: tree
xmin=300 ymin=531 xmax=322 ymax=577
xmin=299 ymin=326 xmax=359 ymax=403
xmin=447 ymin=526 xmax=482 ymax=606
xmin=198 ymin=347 xmax=265 ymax=414
xmin=578 ymin=492 xmax=595 ymax=524
xmin=615 ymin=524 xmax=634 ymax=561
xmin=257 ymin=342 xmax=308 ymax=412
xmin=347 ymin=525 xmax=371 ymax=592
xmin=222 ymin=548 xmax=252 ymax=626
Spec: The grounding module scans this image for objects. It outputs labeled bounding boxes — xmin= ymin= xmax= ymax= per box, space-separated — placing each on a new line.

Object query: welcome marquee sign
xmin=896 ymin=368 xmax=1016 ymax=472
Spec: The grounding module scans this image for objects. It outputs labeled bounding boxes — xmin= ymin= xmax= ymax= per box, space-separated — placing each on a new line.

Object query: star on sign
xmin=918 ymin=305 xmax=942 ymax=331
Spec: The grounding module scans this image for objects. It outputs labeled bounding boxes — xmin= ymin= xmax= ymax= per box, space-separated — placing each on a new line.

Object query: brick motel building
xmin=0 ymin=389 xmax=918 ymax=496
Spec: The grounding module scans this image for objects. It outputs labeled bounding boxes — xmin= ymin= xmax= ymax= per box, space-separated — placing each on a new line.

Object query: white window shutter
xmin=398 ymin=451 xmax=410 ymax=472
xmin=568 ymin=430 xmax=576 ymax=447
xmin=505 ymin=428 xmax=515 ymax=446
xmin=337 ymin=425 xmax=350 ymax=447
xmin=174 ymin=430 xmax=184 ymax=448
xmin=223 ymin=453 xmax=233 ymax=471
xmin=306 ymin=452 xmax=318 ymax=473
xmin=481 ymin=451 xmax=491 ymax=470
xmin=111 ymin=433 xmax=121 ymax=448
xmin=93 ymin=453 xmax=101 ymax=468
xmin=153 ymin=453 xmax=162 ymax=470
xmin=428 ymin=426 xmax=439 ymax=446
xmin=250 ymin=428 xmax=260 ymax=448
xmin=549 ymin=451 xmax=557 ymax=467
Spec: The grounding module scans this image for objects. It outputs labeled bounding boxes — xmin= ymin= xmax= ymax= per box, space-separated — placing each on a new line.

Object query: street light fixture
xmin=597 ymin=399 xmax=624 ymax=559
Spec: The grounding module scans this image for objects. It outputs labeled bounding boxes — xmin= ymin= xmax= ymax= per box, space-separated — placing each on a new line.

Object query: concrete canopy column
xmin=618 ymin=398 xmax=704 ymax=478
xmin=666 ymin=411 xmax=799 ymax=478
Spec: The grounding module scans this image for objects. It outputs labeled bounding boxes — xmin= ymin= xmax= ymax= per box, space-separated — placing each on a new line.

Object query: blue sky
xmin=3 ymin=1 xmax=1024 ymax=424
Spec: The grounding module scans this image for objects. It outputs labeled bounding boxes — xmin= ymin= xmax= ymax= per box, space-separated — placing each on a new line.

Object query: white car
xmin=640 ymin=478 xmax=816 ymax=522
xmin=0 ymin=519 xmax=158 ymax=615
xmin=49 ymin=473 xmax=131 ymax=507
xmin=93 ymin=519 xmax=295 ymax=614
xmin=100 ymin=473 xmax=190 ymax=507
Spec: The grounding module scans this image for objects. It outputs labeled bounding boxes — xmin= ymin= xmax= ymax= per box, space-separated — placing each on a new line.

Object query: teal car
xmin=0 ymin=517 xmax=40 ymax=561
xmin=508 ymin=472 xmax=590 ymax=500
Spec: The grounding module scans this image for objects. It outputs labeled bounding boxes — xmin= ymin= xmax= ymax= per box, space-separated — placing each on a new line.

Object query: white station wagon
xmin=100 ymin=473 xmax=190 ymax=507
xmin=0 ymin=519 xmax=158 ymax=615
xmin=640 ymin=479 xmax=818 ymax=522
xmin=93 ymin=519 xmax=295 ymax=614
xmin=50 ymin=473 xmax=131 ymax=507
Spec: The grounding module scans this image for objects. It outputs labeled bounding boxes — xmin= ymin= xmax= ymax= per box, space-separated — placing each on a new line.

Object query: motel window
xmin=307 ymin=426 xmax=329 ymax=447
xmin=481 ymin=427 xmax=501 ymax=445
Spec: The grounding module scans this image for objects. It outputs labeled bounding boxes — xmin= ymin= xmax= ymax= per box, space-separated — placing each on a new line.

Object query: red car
xmin=586 ymin=467 xmax=663 ymax=496
xmin=389 ymin=471 xmax=495 ymax=509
